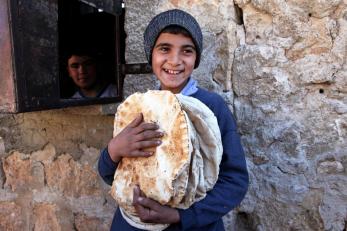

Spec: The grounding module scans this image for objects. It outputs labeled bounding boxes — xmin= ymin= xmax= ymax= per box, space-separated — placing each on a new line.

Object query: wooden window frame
xmin=0 ymin=0 xmax=151 ymax=113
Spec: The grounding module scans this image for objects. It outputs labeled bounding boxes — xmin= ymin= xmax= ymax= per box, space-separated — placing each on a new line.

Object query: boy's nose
xmin=78 ymin=64 xmax=87 ymax=73
xmin=167 ymin=53 xmax=181 ymax=66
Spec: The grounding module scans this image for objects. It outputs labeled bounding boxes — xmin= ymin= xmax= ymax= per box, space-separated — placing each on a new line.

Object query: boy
xmin=98 ymin=9 xmax=249 ymax=230
xmin=67 ymin=50 xmax=117 ymax=98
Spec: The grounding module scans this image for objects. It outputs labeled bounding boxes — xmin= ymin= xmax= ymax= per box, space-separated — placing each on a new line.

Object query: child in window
xmin=67 ymin=49 xmax=117 ymax=98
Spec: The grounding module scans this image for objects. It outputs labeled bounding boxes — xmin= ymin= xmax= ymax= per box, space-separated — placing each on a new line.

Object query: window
xmin=0 ymin=0 xmax=151 ymax=113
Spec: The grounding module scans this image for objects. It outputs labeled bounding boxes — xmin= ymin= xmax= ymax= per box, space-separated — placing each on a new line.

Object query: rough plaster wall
xmin=0 ymin=110 xmax=116 ymax=230
xmin=125 ymin=0 xmax=347 ymax=230
xmin=233 ymin=0 xmax=347 ymax=230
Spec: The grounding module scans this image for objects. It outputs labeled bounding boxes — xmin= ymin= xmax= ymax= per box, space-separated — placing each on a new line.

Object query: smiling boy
xmin=98 ymin=9 xmax=249 ymax=231
xmin=151 ymin=28 xmax=197 ymax=93
xmin=67 ymin=50 xmax=117 ymax=98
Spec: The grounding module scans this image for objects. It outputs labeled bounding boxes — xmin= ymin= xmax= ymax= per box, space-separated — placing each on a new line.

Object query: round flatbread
xmin=111 ymin=90 xmax=223 ymax=231
xmin=111 ymin=90 xmax=191 ymax=229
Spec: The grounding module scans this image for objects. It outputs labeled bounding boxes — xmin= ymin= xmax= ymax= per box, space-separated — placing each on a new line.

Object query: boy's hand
xmin=132 ymin=186 xmax=180 ymax=224
xmin=107 ymin=113 xmax=163 ymax=163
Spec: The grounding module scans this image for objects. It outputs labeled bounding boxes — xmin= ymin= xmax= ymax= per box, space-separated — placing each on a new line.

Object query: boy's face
xmin=152 ymin=32 xmax=197 ymax=94
xmin=67 ymin=55 xmax=97 ymax=90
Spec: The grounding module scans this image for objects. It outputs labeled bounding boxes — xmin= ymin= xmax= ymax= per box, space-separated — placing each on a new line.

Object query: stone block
xmin=317 ymin=160 xmax=344 ymax=174
xmin=33 ymin=203 xmax=75 ymax=231
xmin=30 ymin=143 xmax=56 ymax=164
xmin=33 ymin=203 xmax=61 ymax=231
xmin=3 ymin=151 xmax=32 ymax=192
xmin=44 ymin=154 xmax=102 ymax=197
xmin=74 ymin=213 xmax=110 ymax=231
xmin=0 ymin=202 xmax=24 ymax=230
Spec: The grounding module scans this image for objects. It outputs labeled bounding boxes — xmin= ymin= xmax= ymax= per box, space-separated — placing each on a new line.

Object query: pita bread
xmin=175 ymin=94 xmax=223 ymax=207
xmin=111 ymin=91 xmax=191 ymax=222
xmin=111 ymin=90 xmax=223 ymax=230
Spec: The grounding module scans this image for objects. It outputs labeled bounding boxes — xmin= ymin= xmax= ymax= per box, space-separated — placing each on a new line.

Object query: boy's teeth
xmin=165 ymin=69 xmax=180 ymax=74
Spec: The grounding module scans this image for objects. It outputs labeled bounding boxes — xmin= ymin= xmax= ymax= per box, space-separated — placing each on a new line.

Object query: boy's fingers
xmin=137 ymin=197 xmax=160 ymax=212
xmin=132 ymin=186 xmax=140 ymax=205
xmin=136 ymin=130 xmax=164 ymax=141
xmin=128 ymin=113 xmax=143 ymax=128
xmin=129 ymin=150 xmax=153 ymax=157
xmin=133 ymin=140 xmax=162 ymax=150
xmin=135 ymin=204 xmax=151 ymax=222
xmin=134 ymin=122 xmax=160 ymax=134
xmin=139 ymin=188 xmax=146 ymax=197
xmin=133 ymin=186 xmax=149 ymax=211
xmin=134 ymin=187 xmax=160 ymax=212
xmin=133 ymin=187 xmax=151 ymax=221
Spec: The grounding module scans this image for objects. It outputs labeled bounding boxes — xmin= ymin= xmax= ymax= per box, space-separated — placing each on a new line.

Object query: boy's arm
xmin=178 ymin=102 xmax=249 ymax=229
xmin=98 ymin=148 xmax=118 ymax=186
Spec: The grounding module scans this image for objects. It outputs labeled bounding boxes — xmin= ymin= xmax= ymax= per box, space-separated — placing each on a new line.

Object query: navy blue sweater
xmin=98 ymin=88 xmax=249 ymax=231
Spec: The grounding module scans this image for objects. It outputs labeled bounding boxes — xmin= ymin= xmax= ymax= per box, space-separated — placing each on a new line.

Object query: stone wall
xmin=0 ymin=110 xmax=116 ymax=230
xmin=233 ymin=1 xmax=347 ymax=230
xmin=125 ymin=0 xmax=347 ymax=230
xmin=0 ymin=0 xmax=346 ymax=230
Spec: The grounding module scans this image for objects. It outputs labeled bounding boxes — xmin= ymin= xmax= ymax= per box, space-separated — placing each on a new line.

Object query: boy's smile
xmin=152 ymin=32 xmax=197 ymax=94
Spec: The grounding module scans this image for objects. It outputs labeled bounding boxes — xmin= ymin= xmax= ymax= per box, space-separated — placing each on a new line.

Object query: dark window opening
xmin=58 ymin=0 xmax=126 ymax=100
xmin=0 ymin=0 xmax=149 ymax=113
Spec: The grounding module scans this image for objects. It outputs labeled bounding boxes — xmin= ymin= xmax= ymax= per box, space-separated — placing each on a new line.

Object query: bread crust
xmin=111 ymin=90 xmax=191 ymax=214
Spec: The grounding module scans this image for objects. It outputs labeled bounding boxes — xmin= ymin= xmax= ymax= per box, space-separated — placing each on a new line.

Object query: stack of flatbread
xmin=111 ymin=90 xmax=223 ymax=230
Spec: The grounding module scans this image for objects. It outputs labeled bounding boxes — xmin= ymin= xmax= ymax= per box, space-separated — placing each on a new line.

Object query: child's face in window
xmin=67 ymin=55 xmax=97 ymax=90
xmin=151 ymin=32 xmax=196 ymax=94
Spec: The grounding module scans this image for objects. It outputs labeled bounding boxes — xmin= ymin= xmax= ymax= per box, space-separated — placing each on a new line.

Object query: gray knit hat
xmin=144 ymin=9 xmax=203 ymax=69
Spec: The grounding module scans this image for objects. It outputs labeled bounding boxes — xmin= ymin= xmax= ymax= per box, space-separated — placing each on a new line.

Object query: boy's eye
xmin=69 ymin=61 xmax=95 ymax=69
xmin=183 ymin=49 xmax=194 ymax=54
xmin=70 ymin=63 xmax=80 ymax=69
xmin=159 ymin=47 xmax=169 ymax=52
xmin=182 ymin=48 xmax=196 ymax=56
xmin=83 ymin=60 xmax=95 ymax=66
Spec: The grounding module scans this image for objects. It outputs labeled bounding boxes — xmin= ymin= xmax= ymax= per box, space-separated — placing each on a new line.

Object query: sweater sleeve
xmin=178 ymin=98 xmax=249 ymax=230
xmin=98 ymin=148 xmax=118 ymax=186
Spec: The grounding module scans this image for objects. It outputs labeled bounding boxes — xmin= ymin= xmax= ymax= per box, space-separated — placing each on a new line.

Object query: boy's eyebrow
xmin=154 ymin=42 xmax=172 ymax=48
xmin=182 ymin=44 xmax=196 ymax=50
xmin=154 ymin=43 xmax=196 ymax=50
xmin=69 ymin=59 xmax=95 ymax=67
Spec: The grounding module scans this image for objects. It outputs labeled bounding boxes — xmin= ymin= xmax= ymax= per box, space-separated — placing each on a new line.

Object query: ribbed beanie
xmin=144 ymin=9 xmax=203 ymax=69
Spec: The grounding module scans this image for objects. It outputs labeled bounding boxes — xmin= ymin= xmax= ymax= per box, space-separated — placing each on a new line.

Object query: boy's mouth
xmin=78 ymin=77 xmax=89 ymax=81
xmin=163 ymin=68 xmax=183 ymax=75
